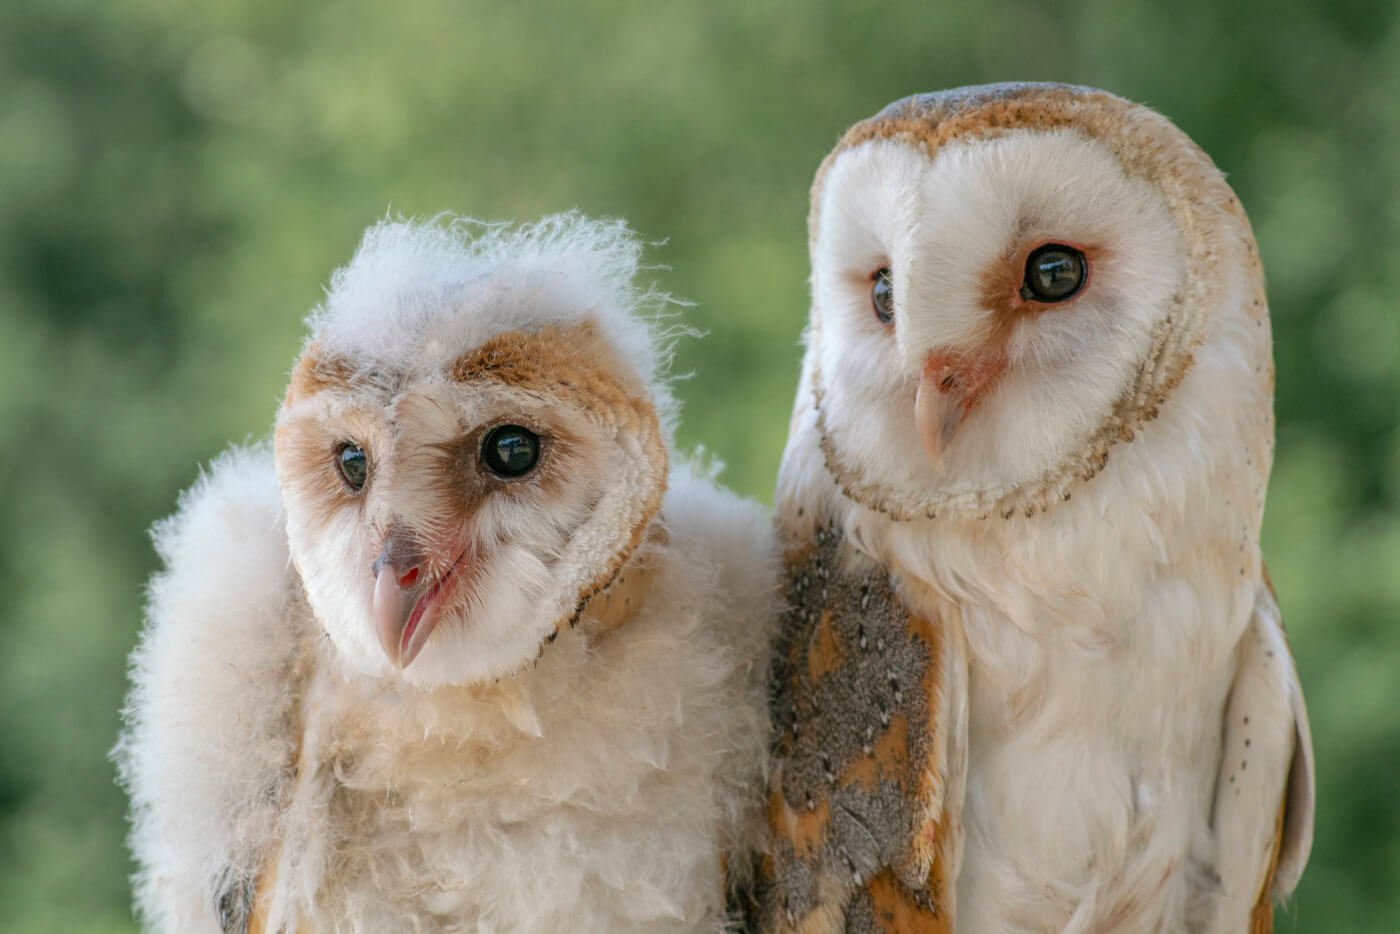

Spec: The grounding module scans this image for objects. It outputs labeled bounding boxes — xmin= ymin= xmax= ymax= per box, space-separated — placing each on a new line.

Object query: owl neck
xmin=571 ymin=523 xmax=668 ymax=639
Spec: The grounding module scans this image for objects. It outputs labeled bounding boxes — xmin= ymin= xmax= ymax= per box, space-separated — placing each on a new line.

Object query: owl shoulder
xmin=143 ymin=442 xmax=305 ymax=689
xmin=656 ymin=459 xmax=782 ymax=647
xmin=118 ymin=443 xmax=310 ymax=933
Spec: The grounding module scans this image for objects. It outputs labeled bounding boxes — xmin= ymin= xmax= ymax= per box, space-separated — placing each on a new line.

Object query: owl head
xmin=273 ymin=215 xmax=673 ymax=688
xmin=803 ymin=83 xmax=1269 ymax=520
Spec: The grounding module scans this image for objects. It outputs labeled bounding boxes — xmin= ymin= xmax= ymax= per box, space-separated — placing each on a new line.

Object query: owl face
xmin=807 ymin=86 xmax=1235 ymax=519
xmin=274 ymin=321 xmax=667 ymax=688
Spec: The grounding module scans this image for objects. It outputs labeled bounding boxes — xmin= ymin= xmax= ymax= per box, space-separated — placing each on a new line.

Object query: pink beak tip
xmin=372 ymin=565 xmax=419 ymax=669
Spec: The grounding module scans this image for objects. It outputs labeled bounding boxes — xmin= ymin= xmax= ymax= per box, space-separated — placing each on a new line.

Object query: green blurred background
xmin=1 ymin=0 xmax=1396 ymax=930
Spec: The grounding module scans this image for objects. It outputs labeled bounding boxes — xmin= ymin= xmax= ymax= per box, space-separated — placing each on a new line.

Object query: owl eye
xmin=1020 ymin=244 xmax=1087 ymax=303
xmin=337 ymin=443 xmax=368 ymax=491
xmin=871 ymin=267 xmax=894 ymax=324
xmin=482 ymin=425 xmax=541 ymax=478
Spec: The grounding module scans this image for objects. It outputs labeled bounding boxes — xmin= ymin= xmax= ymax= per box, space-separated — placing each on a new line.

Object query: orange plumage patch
xmin=285 ymin=344 xmax=363 ymax=404
xmin=859 ymin=869 xmax=950 ymax=934
xmin=768 ymin=789 xmax=832 ymax=862
xmin=448 ymin=321 xmax=650 ymax=425
xmin=837 ymin=713 xmax=910 ymax=793
xmin=806 ymin=609 xmax=845 ymax=683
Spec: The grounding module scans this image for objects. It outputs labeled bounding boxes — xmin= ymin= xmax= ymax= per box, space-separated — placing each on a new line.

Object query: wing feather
xmin=761 ymin=516 xmax=967 ymax=932
xmin=1210 ymin=570 xmax=1314 ymax=933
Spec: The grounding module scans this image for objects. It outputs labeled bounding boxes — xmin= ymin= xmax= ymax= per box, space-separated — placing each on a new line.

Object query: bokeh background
xmin=2 ymin=0 xmax=1396 ymax=930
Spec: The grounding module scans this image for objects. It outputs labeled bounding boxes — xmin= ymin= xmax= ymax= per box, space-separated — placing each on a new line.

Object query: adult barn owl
xmin=117 ymin=214 xmax=779 ymax=933
xmin=763 ymin=84 xmax=1313 ymax=933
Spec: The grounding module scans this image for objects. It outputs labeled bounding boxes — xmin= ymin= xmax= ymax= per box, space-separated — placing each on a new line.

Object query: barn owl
xmin=762 ymin=84 xmax=1314 ymax=933
xmin=116 ymin=214 xmax=779 ymax=933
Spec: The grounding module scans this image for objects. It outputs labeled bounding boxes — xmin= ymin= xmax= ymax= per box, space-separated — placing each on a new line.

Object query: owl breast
xmin=875 ymin=468 xmax=1255 ymax=933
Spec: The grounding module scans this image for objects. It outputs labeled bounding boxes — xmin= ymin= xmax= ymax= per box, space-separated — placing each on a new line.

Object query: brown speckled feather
xmin=761 ymin=517 xmax=965 ymax=933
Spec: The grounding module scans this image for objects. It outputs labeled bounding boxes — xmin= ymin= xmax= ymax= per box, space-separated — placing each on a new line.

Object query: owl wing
xmin=116 ymin=445 xmax=309 ymax=934
xmin=762 ymin=517 xmax=968 ymax=933
xmin=1210 ymin=568 xmax=1315 ymax=933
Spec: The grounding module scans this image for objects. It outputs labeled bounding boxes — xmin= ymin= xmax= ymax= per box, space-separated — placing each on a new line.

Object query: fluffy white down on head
xmin=311 ymin=212 xmax=680 ymax=431
xmin=813 ymin=130 xmax=1185 ymax=513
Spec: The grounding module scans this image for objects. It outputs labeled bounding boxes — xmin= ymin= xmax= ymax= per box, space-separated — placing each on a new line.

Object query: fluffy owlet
xmin=117 ymin=214 xmax=779 ymax=933
xmin=762 ymin=84 xmax=1314 ymax=933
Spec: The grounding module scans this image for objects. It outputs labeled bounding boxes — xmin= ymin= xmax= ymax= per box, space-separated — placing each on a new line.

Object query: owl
xmin=762 ymin=84 xmax=1314 ymax=933
xmin=116 ymin=214 xmax=780 ymax=933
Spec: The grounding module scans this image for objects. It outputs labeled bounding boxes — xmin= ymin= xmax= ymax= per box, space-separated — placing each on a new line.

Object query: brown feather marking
xmin=1261 ymin=562 xmax=1281 ymax=618
xmin=837 ymin=714 xmax=910 ymax=792
xmin=1249 ymin=796 xmax=1287 ymax=934
xmin=807 ymin=609 xmax=845 ymax=682
xmin=848 ymin=868 xmax=950 ymax=933
xmin=285 ymin=344 xmax=362 ymax=404
xmin=448 ymin=320 xmax=650 ymax=412
xmin=559 ymin=457 xmax=667 ymax=640
xmin=769 ymin=789 xmax=833 ymax=861
xmin=905 ymin=609 xmax=953 ymax=872
xmin=576 ymin=525 xmax=667 ymax=639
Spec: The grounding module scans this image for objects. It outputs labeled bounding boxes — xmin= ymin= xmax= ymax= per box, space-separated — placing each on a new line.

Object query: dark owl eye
xmin=482 ymin=425 xmax=541 ymax=478
xmin=871 ymin=267 xmax=894 ymax=324
xmin=1020 ymin=244 xmax=1087 ymax=303
xmin=337 ymin=443 xmax=368 ymax=491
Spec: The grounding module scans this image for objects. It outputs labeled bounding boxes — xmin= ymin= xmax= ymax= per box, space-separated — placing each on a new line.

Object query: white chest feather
xmin=947 ymin=559 xmax=1247 ymax=934
xmin=860 ymin=399 xmax=1263 ymax=933
xmin=256 ymin=532 xmax=772 ymax=934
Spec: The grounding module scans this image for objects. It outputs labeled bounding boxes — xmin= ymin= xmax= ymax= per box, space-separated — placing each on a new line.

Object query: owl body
xmin=118 ymin=216 xmax=779 ymax=933
xmin=765 ymin=85 xmax=1312 ymax=934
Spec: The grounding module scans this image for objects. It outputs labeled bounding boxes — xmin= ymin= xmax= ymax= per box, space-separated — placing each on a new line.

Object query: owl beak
xmin=371 ymin=536 xmax=429 ymax=669
xmin=914 ymin=348 xmax=1006 ymax=472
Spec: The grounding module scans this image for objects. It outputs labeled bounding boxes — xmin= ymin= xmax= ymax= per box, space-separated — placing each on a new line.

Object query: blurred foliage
xmin=0 ymin=0 xmax=1395 ymax=930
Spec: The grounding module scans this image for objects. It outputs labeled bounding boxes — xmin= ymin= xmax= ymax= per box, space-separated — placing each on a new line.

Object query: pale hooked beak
xmin=913 ymin=348 xmax=1006 ymax=472
xmin=370 ymin=533 xmax=430 ymax=669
